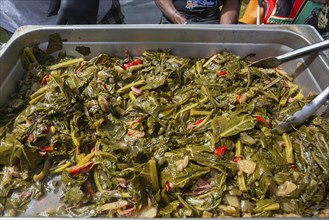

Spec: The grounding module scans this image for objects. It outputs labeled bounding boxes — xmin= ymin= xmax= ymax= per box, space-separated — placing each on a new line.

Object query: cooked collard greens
xmin=0 ymin=46 xmax=328 ymax=218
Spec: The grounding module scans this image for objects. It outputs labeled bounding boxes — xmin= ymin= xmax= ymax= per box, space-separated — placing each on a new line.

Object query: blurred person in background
xmin=155 ymin=0 xmax=241 ymax=24
xmin=0 ymin=0 xmax=124 ymax=36
xmin=239 ymin=0 xmax=328 ymax=39
xmin=0 ymin=0 xmax=55 ymax=35
xmin=48 ymin=0 xmax=125 ymax=24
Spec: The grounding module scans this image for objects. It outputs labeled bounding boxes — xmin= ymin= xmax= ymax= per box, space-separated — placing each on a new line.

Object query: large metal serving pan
xmin=0 ymin=25 xmax=328 ymax=219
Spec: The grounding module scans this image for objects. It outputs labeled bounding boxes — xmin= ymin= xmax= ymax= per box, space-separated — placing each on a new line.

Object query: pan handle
xmin=276 ymin=39 xmax=329 ymax=63
xmin=272 ymin=86 xmax=329 ymax=135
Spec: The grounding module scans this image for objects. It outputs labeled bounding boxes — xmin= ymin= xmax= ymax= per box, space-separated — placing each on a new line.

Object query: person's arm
xmin=219 ymin=0 xmax=241 ymax=24
xmin=154 ymin=0 xmax=186 ymax=24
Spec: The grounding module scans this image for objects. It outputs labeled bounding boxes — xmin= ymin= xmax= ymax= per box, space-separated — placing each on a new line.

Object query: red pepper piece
xmin=237 ymin=94 xmax=242 ymax=103
xmin=122 ymin=59 xmax=143 ymax=70
xmin=28 ymin=134 xmax=35 ymax=143
xmin=122 ymin=63 xmax=129 ymax=70
xmin=41 ymin=74 xmax=51 ymax=86
xmin=214 ymin=146 xmax=228 ymax=157
xmin=40 ymin=146 xmax=53 ymax=152
xmin=134 ymin=59 xmax=143 ymax=65
xmin=75 ymin=63 xmax=86 ymax=73
xmin=69 ymin=161 xmax=94 ymax=175
xmin=165 ymin=181 xmax=171 ymax=192
xmin=187 ymin=119 xmax=204 ymax=129
xmin=217 ymin=71 xmax=228 ymax=76
xmin=233 ymin=156 xmax=240 ymax=163
xmin=101 ymin=83 xmax=108 ymax=91
xmin=290 ymin=164 xmax=296 ymax=169
xmin=127 ymin=129 xmax=145 ymax=138
xmin=255 ymin=115 xmax=270 ymax=127
xmin=128 ymin=116 xmax=144 ymax=128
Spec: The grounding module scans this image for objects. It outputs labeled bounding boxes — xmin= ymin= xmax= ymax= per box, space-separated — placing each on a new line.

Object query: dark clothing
xmin=98 ymin=0 xmax=125 ymax=24
xmin=56 ymin=0 xmax=100 ymax=24
xmin=160 ymin=0 xmax=224 ymax=24
xmin=48 ymin=0 xmax=125 ymax=25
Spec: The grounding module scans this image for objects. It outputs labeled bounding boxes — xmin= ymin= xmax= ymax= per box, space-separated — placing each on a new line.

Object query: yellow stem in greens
xmin=117 ymin=79 xmax=145 ymax=94
xmin=51 ymin=161 xmax=72 ymax=174
xmin=29 ymin=86 xmax=48 ymax=105
xmin=46 ymin=58 xmax=84 ymax=70
xmin=33 ymin=159 xmax=51 ymax=182
xmin=148 ymin=158 xmax=160 ymax=193
xmin=235 ymin=140 xmax=242 ymax=156
xmin=235 ymin=140 xmax=247 ymax=192
xmin=77 ymin=152 xmax=95 ymax=166
xmin=94 ymin=168 xmax=103 ymax=192
xmin=238 ymin=173 xmax=248 ymax=192
xmin=23 ymin=47 xmax=39 ymax=66
xmin=254 ymin=201 xmax=280 ymax=212
xmin=174 ymin=97 xmax=209 ymax=119
xmin=282 ymin=133 xmax=294 ymax=164
xmin=129 ymin=91 xmax=136 ymax=102
xmin=190 ymin=109 xmax=212 ymax=116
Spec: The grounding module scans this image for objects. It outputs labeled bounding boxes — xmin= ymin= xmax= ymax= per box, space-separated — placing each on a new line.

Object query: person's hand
xmin=155 ymin=0 xmax=187 ymax=24
xmin=220 ymin=0 xmax=241 ymax=24
xmin=56 ymin=0 xmax=100 ymax=24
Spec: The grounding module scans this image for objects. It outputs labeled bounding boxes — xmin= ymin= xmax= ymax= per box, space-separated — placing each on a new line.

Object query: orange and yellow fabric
xmin=239 ymin=0 xmax=328 ymax=38
xmin=239 ymin=0 xmax=264 ymax=24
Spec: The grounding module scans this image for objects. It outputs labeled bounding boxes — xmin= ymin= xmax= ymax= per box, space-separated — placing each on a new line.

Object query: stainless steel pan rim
xmin=0 ymin=25 xmax=328 ymax=218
